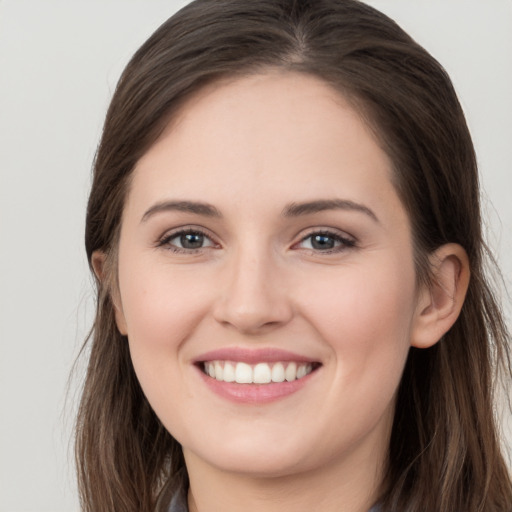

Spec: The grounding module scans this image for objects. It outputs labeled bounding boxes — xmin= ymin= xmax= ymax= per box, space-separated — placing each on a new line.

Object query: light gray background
xmin=1 ymin=1 xmax=511 ymax=511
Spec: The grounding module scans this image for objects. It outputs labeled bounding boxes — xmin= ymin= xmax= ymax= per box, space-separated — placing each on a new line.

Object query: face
xmin=114 ymin=72 xmax=423 ymax=479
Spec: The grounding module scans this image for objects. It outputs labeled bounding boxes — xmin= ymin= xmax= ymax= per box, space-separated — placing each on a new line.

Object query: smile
xmin=194 ymin=348 xmax=321 ymax=403
xmin=202 ymin=361 xmax=317 ymax=384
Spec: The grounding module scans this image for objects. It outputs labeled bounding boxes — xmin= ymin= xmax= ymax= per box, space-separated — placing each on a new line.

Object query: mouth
xmin=199 ymin=360 xmax=321 ymax=384
xmin=193 ymin=348 xmax=322 ymax=403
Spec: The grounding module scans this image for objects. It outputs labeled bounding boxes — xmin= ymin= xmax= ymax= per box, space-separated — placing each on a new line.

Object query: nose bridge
xmin=213 ymin=240 xmax=293 ymax=333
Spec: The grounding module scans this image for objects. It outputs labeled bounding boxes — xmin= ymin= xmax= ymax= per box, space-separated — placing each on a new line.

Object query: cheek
xmin=305 ymin=260 xmax=415 ymax=332
xmin=117 ymin=261 xmax=215 ymax=426
xmin=120 ymin=251 xmax=204 ymax=331
xmin=116 ymin=253 xmax=213 ymax=375
xmin=298 ymin=258 xmax=417 ymax=387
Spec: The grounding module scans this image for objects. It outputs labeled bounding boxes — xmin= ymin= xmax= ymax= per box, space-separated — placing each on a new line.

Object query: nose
xmin=212 ymin=248 xmax=294 ymax=335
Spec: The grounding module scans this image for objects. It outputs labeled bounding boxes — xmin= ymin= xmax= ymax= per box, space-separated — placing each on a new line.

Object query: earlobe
xmin=91 ymin=250 xmax=106 ymax=281
xmin=114 ymin=306 xmax=128 ymax=336
xmin=411 ymin=243 xmax=470 ymax=349
xmin=91 ymin=250 xmax=128 ymax=336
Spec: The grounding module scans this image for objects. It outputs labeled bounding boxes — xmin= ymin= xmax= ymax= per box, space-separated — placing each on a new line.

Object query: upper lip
xmin=194 ymin=347 xmax=319 ymax=364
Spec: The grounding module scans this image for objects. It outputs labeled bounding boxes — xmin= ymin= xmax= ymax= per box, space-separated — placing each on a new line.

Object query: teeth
xmin=285 ymin=362 xmax=297 ymax=382
xmin=203 ymin=361 xmax=315 ymax=384
xmin=297 ymin=365 xmax=307 ymax=379
xmin=235 ymin=362 xmax=252 ymax=384
xmin=223 ymin=362 xmax=235 ymax=382
xmin=253 ymin=363 xmax=272 ymax=384
xmin=271 ymin=362 xmax=285 ymax=383
xmin=214 ymin=361 xmax=223 ymax=380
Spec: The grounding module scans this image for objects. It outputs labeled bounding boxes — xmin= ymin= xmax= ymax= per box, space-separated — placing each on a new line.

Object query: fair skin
xmin=94 ymin=72 xmax=469 ymax=512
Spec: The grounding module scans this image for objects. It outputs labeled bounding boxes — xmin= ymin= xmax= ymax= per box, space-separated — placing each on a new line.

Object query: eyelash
xmin=156 ymin=228 xmax=357 ymax=254
xmin=157 ymin=228 xmax=217 ymax=254
xmin=296 ymin=229 xmax=356 ymax=254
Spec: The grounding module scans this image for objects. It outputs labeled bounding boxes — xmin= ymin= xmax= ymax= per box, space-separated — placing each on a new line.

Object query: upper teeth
xmin=203 ymin=361 xmax=314 ymax=384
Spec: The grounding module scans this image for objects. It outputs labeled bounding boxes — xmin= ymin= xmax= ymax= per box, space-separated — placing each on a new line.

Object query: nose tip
xmin=212 ymin=257 xmax=293 ymax=334
xmin=215 ymin=299 xmax=291 ymax=334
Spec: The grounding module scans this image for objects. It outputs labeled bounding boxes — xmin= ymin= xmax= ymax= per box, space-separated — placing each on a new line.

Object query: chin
xmin=189 ymin=448 xmax=315 ymax=479
xmin=181 ymin=422 xmax=354 ymax=481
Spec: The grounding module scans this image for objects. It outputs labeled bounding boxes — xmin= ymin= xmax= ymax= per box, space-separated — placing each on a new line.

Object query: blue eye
xmin=159 ymin=229 xmax=215 ymax=252
xmin=298 ymin=231 xmax=355 ymax=252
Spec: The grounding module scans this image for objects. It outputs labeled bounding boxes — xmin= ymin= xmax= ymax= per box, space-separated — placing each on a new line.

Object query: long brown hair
xmin=76 ymin=1 xmax=512 ymax=510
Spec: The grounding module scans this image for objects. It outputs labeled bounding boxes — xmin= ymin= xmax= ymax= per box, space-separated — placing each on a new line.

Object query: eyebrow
xmin=282 ymin=199 xmax=379 ymax=222
xmin=141 ymin=198 xmax=379 ymax=223
xmin=141 ymin=200 xmax=222 ymax=222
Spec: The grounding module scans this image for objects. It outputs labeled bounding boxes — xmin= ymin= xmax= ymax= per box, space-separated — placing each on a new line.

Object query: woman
xmin=76 ymin=1 xmax=512 ymax=511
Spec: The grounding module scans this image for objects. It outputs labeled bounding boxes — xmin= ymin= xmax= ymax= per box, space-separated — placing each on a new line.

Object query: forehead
xmin=155 ymin=71 xmax=382 ymax=164
xmin=128 ymin=71 xmax=403 ymax=225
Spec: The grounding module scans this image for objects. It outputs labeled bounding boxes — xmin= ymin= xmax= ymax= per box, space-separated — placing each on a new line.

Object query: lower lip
xmin=196 ymin=367 xmax=318 ymax=404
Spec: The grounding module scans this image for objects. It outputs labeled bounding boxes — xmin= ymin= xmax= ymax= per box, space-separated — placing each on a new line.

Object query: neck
xmin=184 ymin=439 xmax=385 ymax=512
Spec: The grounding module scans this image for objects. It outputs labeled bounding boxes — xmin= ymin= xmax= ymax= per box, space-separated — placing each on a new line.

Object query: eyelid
xmin=154 ymin=225 xmax=356 ymax=254
xmin=156 ymin=225 xmax=220 ymax=252
xmin=292 ymin=227 xmax=357 ymax=253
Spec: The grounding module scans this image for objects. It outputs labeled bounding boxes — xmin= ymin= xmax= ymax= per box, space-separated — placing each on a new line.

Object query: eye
xmin=297 ymin=231 xmax=356 ymax=252
xmin=158 ymin=229 xmax=216 ymax=252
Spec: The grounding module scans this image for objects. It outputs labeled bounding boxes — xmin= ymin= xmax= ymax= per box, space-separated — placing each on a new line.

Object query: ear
xmin=410 ymin=243 xmax=470 ymax=349
xmin=91 ymin=250 xmax=128 ymax=336
xmin=91 ymin=250 xmax=107 ymax=282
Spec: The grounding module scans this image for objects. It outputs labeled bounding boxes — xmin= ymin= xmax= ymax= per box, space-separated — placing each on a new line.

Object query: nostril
xmin=213 ymin=303 xmax=294 ymax=334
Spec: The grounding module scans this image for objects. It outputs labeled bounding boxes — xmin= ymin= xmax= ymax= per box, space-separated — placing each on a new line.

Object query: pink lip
xmin=194 ymin=347 xmax=317 ymax=364
xmin=192 ymin=347 xmax=321 ymax=404
xmin=196 ymin=366 xmax=318 ymax=404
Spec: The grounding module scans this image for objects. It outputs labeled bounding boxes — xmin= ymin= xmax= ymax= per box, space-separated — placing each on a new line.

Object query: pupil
xmin=181 ymin=233 xmax=204 ymax=249
xmin=312 ymin=234 xmax=334 ymax=250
